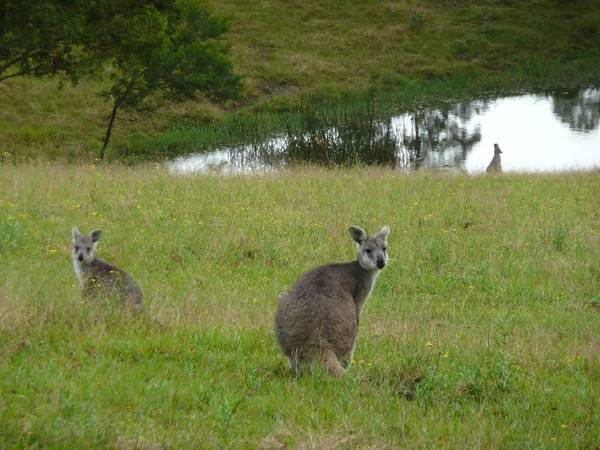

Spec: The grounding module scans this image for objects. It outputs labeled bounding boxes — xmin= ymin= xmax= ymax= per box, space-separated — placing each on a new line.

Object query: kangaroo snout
xmin=377 ymin=259 xmax=385 ymax=269
xmin=78 ymin=254 xmax=84 ymax=261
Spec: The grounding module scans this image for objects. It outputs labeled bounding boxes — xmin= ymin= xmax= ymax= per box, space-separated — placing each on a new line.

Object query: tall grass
xmin=1 ymin=165 xmax=598 ymax=448
xmin=120 ymin=99 xmax=400 ymax=162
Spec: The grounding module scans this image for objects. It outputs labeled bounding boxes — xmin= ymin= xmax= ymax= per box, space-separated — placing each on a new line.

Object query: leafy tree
xmin=93 ymin=0 xmax=241 ymax=159
xmin=1 ymin=0 xmax=241 ymax=159
xmin=0 ymin=1 xmax=92 ymax=82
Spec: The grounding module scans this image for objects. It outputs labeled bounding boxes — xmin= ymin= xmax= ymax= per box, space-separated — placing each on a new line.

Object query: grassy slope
xmin=217 ymin=0 xmax=600 ymax=99
xmin=1 ymin=0 xmax=600 ymax=160
xmin=1 ymin=166 xmax=599 ymax=448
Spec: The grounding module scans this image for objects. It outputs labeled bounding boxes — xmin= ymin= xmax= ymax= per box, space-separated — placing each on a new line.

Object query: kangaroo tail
xmin=321 ymin=348 xmax=345 ymax=377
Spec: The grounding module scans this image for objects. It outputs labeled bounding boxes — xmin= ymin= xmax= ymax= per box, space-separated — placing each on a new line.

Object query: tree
xmin=0 ymin=1 xmax=92 ymax=82
xmin=90 ymin=0 xmax=241 ymax=159
xmin=1 ymin=0 xmax=241 ymax=159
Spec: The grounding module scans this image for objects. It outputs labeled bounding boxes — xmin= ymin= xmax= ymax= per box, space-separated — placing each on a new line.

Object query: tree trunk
xmin=100 ymin=100 xmax=120 ymax=160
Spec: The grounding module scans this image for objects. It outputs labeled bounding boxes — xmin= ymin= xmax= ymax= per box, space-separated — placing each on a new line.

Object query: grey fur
xmin=71 ymin=226 xmax=143 ymax=308
xmin=275 ymin=225 xmax=390 ymax=376
xmin=486 ymin=143 xmax=503 ymax=174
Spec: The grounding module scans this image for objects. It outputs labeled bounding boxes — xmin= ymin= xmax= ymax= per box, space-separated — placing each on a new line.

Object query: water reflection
xmin=551 ymin=88 xmax=600 ymax=132
xmin=170 ymin=89 xmax=600 ymax=174
xmin=394 ymin=100 xmax=486 ymax=169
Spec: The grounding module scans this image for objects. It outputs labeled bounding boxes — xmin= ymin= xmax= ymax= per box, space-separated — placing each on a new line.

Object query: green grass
xmin=1 ymin=0 xmax=600 ymax=160
xmin=214 ymin=0 xmax=600 ymax=101
xmin=1 ymin=165 xmax=599 ymax=448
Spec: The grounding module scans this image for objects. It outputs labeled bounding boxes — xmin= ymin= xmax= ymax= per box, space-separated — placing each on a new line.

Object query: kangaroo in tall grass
xmin=275 ymin=225 xmax=390 ymax=376
xmin=486 ymin=143 xmax=503 ymax=174
xmin=71 ymin=226 xmax=143 ymax=308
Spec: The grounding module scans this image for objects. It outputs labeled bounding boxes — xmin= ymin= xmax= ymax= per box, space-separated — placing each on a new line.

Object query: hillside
xmin=1 ymin=0 xmax=599 ymax=160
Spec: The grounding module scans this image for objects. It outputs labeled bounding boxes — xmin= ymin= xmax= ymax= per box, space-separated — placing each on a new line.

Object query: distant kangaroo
xmin=486 ymin=143 xmax=503 ymax=174
xmin=71 ymin=226 xmax=143 ymax=308
xmin=275 ymin=225 xmax=390 ymax=376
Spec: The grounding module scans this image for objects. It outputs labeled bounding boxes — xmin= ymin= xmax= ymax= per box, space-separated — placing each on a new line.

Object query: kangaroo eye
xmin=86 ymin=247 xmax=91 ymax=252
xmin=383 ymin=247 xmax=387 ymax=252
xmin=74 ymin=246 xmax=79 ymax=251
xmin=366 ymin=248 xmax=372 ymax=254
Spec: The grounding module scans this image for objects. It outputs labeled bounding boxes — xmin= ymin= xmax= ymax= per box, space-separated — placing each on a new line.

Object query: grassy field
xmin=1 ymin=165 xmax=599 ymax=448
xmin=1 ymin=0 xmax=600 ymax=160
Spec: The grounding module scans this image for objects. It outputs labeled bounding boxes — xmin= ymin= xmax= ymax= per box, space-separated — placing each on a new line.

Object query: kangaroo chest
xmin=72 ymin=259 xmax=85 ymax=288
xmin=353 ymin=272 xmax=377 ymax=315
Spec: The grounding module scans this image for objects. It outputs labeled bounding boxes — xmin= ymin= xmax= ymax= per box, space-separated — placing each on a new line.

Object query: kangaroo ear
xmin=349 ymin=225 xmax=367 ymax=244
xmin=72 ymin=226 xmax=81 ymax=241
xmin=376 ymin=225 xmax=390 ymax=241
xmin=90 ymin=229 xmax=102 ymax=243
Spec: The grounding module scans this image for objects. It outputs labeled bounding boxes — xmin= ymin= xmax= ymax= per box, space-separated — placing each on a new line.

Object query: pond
xmin=169 ymin=88 xmax=600 ymax=175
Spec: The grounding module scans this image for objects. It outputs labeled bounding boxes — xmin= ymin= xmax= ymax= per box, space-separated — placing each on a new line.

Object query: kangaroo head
xmin=71 ymin=226 xmax=102 ymax=264
xmin=494 ymin=143 xmax=502 ymax=154
xmin=349 ymin=225 xmax=390 ymax=271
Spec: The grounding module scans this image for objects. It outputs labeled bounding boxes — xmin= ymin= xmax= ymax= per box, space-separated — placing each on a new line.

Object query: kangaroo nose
xmin=377 ymin=259 xmax=385 ymax=269
xmin=78 ymin=255 xmax=83 ymax=261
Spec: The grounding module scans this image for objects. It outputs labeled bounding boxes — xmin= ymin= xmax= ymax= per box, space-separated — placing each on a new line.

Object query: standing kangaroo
xmin=486 ymin=143 xmax=503 ymax=174
xmin=275 ymin=225 xmax=390 ymax=376
xmin=71 ymin=226 xmax=143 ymax=308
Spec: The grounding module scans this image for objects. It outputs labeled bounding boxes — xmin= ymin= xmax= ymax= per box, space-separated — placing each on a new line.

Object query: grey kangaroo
xmin=486 ymin=143 xmax=502 ymax=174
xmin=275 ymin=225 xmax=390 ymax=376
xmin=71 ymin=226 xmax=143 ymax=308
